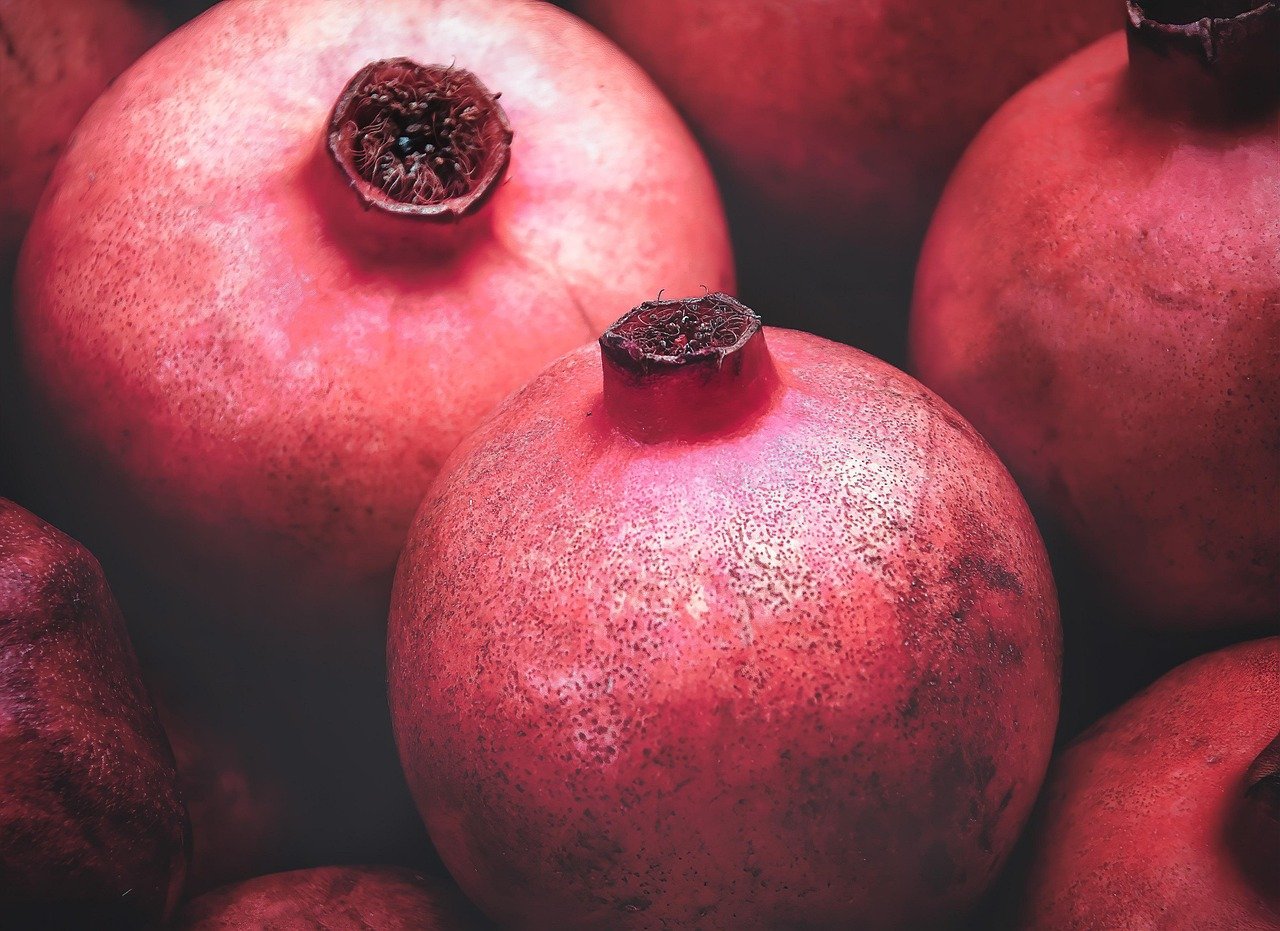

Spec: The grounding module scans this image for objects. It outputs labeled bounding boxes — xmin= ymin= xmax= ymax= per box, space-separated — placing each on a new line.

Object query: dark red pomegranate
xmin=173 ymin=866 xmax=492 ymax=929
xmin=389 ymin=294 xmax=1061 ymax=930
xmin=911 ymin=0 xmax=1280 ymax=629
xmin=15 ymin=0 xmax=732 ymax=630
xmin=0 ymin=498 xmax=188 ymax=925
xmin=568 ymin=0 xmax=1117 ymax=349
xmin=1019 ymin=637 xmax=1280 ymax=929
xmin=0 ymin=0 xmax=161 ymax=270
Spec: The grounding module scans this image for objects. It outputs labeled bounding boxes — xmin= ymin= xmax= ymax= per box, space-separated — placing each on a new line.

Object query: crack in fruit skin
xmin=389 ymin=323 xmax=1060 ymax=931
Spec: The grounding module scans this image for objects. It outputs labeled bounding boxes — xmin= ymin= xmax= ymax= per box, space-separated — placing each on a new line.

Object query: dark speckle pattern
xmin=389 ymin=327 xmax=1061 ymax=930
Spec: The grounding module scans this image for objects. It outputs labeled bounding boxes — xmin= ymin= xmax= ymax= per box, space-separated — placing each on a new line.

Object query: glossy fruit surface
xmin=0 ymin=498 xmax=188 ymax=925
xmin=174 ymin=866 xmax=492 ymax=930
xmin=16 ymin=0 xmax=732 ymax=628
xmin=1019 ymin=637 xmax=1280 ymax=930
xmin=0 ymin=0 xmax=161 ymax=269
xmin=911 ymin=1 xmax=1280 ymax=628
xmin=390 ymin=294 xmax=1061 ymax=930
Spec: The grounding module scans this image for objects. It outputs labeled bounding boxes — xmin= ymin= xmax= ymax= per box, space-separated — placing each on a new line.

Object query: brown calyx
xmin=327 ymin=58 xmax=512 ymax=220
xmin=1126 ymin=1 xmax=1280 ymax=119
xmin=600 ymin=293 xmax=761 ymax=376
xmin=598 ymin=293 xmax=781 ymax=444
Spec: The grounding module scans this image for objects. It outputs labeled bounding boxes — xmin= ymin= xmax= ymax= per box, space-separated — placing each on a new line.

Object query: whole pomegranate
xmin=0 ymin=499 xmax=188 ymax=926
xmin=389 ymin=294 xmax=1061 ymax=930
xmin=568 ymin=0 xmax=1116 ymax=350
xmin=1019 ymin=637 xmax=1280 ymax=929
xmin=15 ymin=0 xmax=732 ymax=629
xmin=174 ymin=866 xmax=492 ymax=930
xmin=0 ymin=0 xmax=161 ymax=270
xmin=911 ymin=0 xmax=1280 ymax=629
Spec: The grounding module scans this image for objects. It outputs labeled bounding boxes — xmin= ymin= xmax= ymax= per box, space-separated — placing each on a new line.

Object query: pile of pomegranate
xmin=1 ymin=0 xmax=1274 ymax=928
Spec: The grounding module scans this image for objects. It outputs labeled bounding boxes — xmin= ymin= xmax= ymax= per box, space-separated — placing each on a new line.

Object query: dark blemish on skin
xmin=947 ymin=553 xmax=1024 ymax=595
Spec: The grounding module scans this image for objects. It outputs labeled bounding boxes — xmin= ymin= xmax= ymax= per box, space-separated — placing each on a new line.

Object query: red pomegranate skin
xmin=15 ymin=0 xmax=732 ymax=627
xmin=568 ymin=0 xmax=1117 ymax=254
xmin=389 ymin=296 xmax=1061 ymax=930
xmin=0 ymin=498 xmax=189 ymax=925
xmin=911 ymin=20 xmax=1280 ymax=629
xmin=1019 ymin=637 xmax=1280 ymax=930
xmin=173 ymin=866 xmax=493 ymax=930
xmin=0 ymin=0 xmax=161 ymax=269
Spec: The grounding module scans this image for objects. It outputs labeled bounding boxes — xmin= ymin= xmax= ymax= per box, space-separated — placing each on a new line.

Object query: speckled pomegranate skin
xmin=389 ymin=326 xmax=1061 ymax=930
xmin=911 ymin=32 xmax=1280 ymax=630
xmin=0 ymin=0 xmax=161 ymax=269
xmin=0 ymin=499 xmax=189 ymax=924
xmin=15 ymin=0 xmax=732 ymax=626
xmin=174 ymin=866 xmax=492 ymax=929
xmin=569 ymin=0 xmax=1116 ymax=254
xmin=1019 ymin=637 xmax=1280 ymax=930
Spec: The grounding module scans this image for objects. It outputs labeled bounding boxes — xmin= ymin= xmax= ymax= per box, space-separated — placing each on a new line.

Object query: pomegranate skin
xmin=173 ymin=866 xmax=493 ymax=929
xmin=569 ymin=0 xmax=1116 ymax=258
xmin=911 ymin=24 xmax=1280 ymax=629
xmin=389 ymin=302 xmax=1061 ymax=930
xmin=15 ymin=0 xmax=732 ymax=627
xmin=0 ymin=0 xmax=161 ymax=269
xmin=0 ymin=499 xmax=189 ymax=925
xmin=1019 ymin=637 xmax=1280 ymax=930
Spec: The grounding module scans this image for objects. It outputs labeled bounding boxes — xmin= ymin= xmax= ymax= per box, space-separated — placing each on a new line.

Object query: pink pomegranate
xmin=15 ymin=0 xmax=732 ymax=629
xmin=389 ymin=294 xmax=1061 ymax=929
xmin=174 ymin=866 xmax=492 ymax=929
xmin=0 ymin=0 xmax=162 ymax=270
xmin=1019 ymin=637 xmax=1280 ymax=929
xmin=911 ymin=0 xmax=1280 ymax=629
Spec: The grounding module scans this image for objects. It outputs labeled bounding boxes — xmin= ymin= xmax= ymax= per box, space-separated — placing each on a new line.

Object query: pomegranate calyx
xmin=1126 ymin=1 xmax=1280 ymax=117
xmin=599 ymin=293 xmax=781 ymax=443
xmin=327 ymin=58 xmax=513 ymax=220
xmin=600 ymin=292 xmax=759 ymax=375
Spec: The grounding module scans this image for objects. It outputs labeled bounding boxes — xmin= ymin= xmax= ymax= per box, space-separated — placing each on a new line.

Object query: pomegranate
xmin=15 ymin=0 xmax=732 ymax=630
xmin=1018 ymin=637 xmax=1280 ymax=929
xmin=0 ymin=498 xmax=188 ymax=925
xmin=0 ymin=0 xmax=162 ymax=270
xmin=568 ymin=0 xmax=1117 ymax=350
xmin=911 ymin=0 xmax=1280 ymax=629
xmin=173 ymin=866 xmax=492 ymax=929
xmin=389 ymin=294 xmax=1061 ymax=930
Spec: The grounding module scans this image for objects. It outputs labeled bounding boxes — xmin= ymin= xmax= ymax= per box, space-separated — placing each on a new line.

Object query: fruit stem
xmin=599 ymin=293 xmax=781 ymax=443
xmin=1126 ymin=1 xmax=1280 ymax=121
xmin=327 ymin=58 xmax=512 ymax=220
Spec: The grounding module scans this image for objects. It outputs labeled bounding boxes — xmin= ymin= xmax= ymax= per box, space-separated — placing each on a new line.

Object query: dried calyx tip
xmin=599 ymin=293 xmax=760 ymax=375
xmin=327 ymin=58 xmax=512 ymax=219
